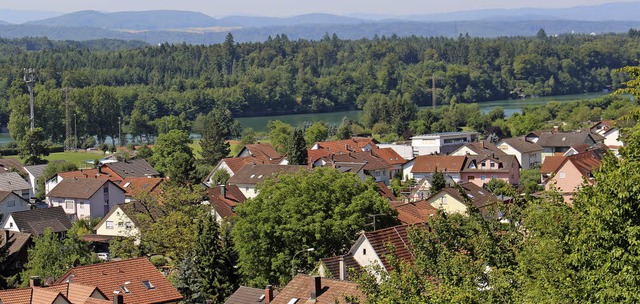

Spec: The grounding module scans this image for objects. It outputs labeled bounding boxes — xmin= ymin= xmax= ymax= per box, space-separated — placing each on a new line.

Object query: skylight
xmin=120 ymin=285 xmax=130 ymax=293
xmin=287 ymin=298 xmax=300 ymax=304
xmin=142 ymin=280 xmax=155 ymax=289
xmin=123 ymin=182 xmax=131 ymax=188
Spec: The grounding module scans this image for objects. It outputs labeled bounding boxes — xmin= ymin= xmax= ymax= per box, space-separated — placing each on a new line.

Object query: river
xmin=237 ymin=92 xmax=607 ymax=132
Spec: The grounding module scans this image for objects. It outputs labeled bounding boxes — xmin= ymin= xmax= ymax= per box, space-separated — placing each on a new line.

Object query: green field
xmin=8 ymin=151 xmax=106 ymax=168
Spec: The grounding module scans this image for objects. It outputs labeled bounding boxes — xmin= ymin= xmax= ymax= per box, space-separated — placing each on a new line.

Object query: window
xmin=103 ymin=186 xmax=109 ymax=194
xmin=106 ymin=221 xmax=114 ymax=229
xmin=120 ymin=285 xmax=130 ymax=293
xmin=362 ymin=248 xmax=367 ymax=255
xmin=468 ymin=176 xmax=475 ymax=181
xmin=79 ymin=202 xmax=84 ymax=209
xmin=125 ymin=222 xmax=133 ymax=229
xmin=118 ymin=222 xmax=124 ymax=228
xmin=287 ymin=299 xmax=300 ymax=304
xmin=492 ymin=175 xmax=497 ymax=179
xmin=21 ymin=190 xmax=29 ymax=199
xmin=142 ymin=280 xmax=155 ymax=289
xmin=7 ymin=200 xmax=15 ymax=207
xmin=490 ymin=162 xmax=495 ymax=168
xmin=65 ymin=200 xmax=74 ymax=209
xmin=559 ymin=172 xmax=566 ymax=179
xmin=481 ymin=175 xmax=487 ymax=181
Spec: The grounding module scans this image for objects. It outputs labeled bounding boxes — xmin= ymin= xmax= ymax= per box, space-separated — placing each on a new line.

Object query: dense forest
xmin=0 ymin=31 xmax=639 ymax=144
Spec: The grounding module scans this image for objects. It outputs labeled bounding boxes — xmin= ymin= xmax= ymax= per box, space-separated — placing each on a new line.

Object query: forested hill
xmin=0 ymin=33 xmax=638 ymax=143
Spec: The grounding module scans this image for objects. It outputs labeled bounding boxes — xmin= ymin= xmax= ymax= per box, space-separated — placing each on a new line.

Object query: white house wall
xmin=0 ymin=193 xmax=29 ymax=223
xmin=351 ymin=236 xmax=386 ymax=279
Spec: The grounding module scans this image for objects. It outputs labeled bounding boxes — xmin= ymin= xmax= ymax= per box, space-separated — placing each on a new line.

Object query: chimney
xmin=4 ymin=229 xmax=9 ymax=244
xmin=339 ymin=256 xmax=346 ymax=281
xmin=113 ymin=292 xmax=124 ymax=304
xmin=310 ymin=276 xmax=322 ymax=301
xmin=29 ymin=276 xmax=41 ymax=288
xmin=219 ymin=184 xmax=226 ymax=198
xmin=264 ymin=285 xmax=274 ymax=304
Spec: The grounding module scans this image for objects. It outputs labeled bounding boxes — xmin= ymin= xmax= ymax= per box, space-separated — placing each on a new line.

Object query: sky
xmin=1 ymin=0 xmax=627 ymax=17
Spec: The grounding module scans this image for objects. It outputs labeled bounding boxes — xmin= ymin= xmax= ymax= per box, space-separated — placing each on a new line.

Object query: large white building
xmin=411 ymin=132 xmax=478 ymax=156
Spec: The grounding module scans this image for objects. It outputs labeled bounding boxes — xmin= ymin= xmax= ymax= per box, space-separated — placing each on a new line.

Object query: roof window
xmin=142 ymin=280 xmax=155 ymax=289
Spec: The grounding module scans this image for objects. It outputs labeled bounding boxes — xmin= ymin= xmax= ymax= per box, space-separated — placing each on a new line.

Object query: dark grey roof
xmin=0 ymin=172 xmax=32 ymax=192
xmin=103 ymin=159 xmax=159 ymax=178
xmin=535 ymin=131 xmax=600 ymax=148
xmin=24 ymin=164 xmax=47 ymax=180
xmin=225 ymin=286 xmax=278 ymax=304
xmin=8 ymin=206 xmax=72 ymax=236
xmin=499 ymin=137 xmax=543 ymax=153
xmin=228 ymin=164 xmax=307 ymax=185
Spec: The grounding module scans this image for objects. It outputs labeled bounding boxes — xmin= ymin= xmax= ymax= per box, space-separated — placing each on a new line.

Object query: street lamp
xmin=291 ymin=247 xmax=315 ymax=278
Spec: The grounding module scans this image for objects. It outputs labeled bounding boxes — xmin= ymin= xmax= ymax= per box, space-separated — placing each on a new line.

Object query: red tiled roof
xmin=392 ymin=200 xmax=438 ymax=225
xmin=376 ymin=182 xmax=397 ymax=201
xmin=311 ymin=138 xmax=377 ymax=154
xmin=319 ymin=151 xmax=391 ymax=171
xmin=225 ymin=286 xmax=279 ymax=304
xmin=227 ymin=164 xmax=307 ymax=185
xmin=207 ymin=185 xmax=246 ymax=219
xmin=372 ymin=148 xmax=406 ymax=165
xmin=58 ymin=169 xmax=118 ymax=182
xmin=120 ymin=177 xmax=165 ymax=198
xmin=56 ymin=258 xmax=183 ymax=304
xmin=567 ymin=151 xmax=603 ymax=179
xmin=0 ymin=287 xmax=32 ymax=304
xmin=362 ymin=223 xmax=429 ymax=271
xmin=318 ymin=255 xmax=362 ymax=281
xmin=411 ymin=155 xmax=466 ymax=173
xmin=271 ymin=275 xmax=365 ymax=304
xmin=239 ymin=143 xmax=282 ymax=161
xmin=540 ymin=156 xmax=567 ymax=175
xmin=222 ymin=157 xmax=272 ymax=174
xmin=0 ymin=283 xmax=109 ymax=304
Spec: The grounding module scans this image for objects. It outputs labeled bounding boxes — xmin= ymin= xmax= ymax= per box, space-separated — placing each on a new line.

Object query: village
xmin=0 ymin=115 xmax=624 ymax=303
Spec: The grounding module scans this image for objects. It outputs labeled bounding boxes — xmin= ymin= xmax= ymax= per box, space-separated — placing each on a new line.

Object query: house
xmin=0 ymin=280 xmax=112 ymax=304
xmin=313 ymin=151 xmax=393 ymax=184
xmin=0 ymin=190 xmax=30 ymax=221
xmin=308 ymin=137 xmax=378 ymax=164
xmin=402 ymin=155 xmax=465 ymax=200
xmin=0 ymin=172 xmax=33 ymax=201
xmin=541 ymin=149 xmax=605 ymax=203
xmin=225 ymin=286 xmax=279 ymax=304
xmin=496 ymin=137 xmax=543 ymax=169
xmin=590 ymin=120 xmax=623 ymax=154
xmin=0 ymin=229 xmax=32 ymax=275
xmin=451 ymin=140 xmax=506 ymax=158
xmin=461 ymin=154 xmax=520 ymax=186
xmin=377 ymin=143 xmax=414 ymax=160
xmin=45 ymin=168 xmax=118 ymax=195
xmin=526 ymin=129 xmax=604 ymax=160
xmin=99 ymin=159 xmax=160 ymax=180
xmin=390 ymin=200 xmax=438 ymax=225
xmin=205 ymin=185 xmax=246 ymax=223
xmin=317 ymin=255 xmax=363 ymax=281
xmin=120 ymin=177 xmax=165 ymax=202
xmin=425 ymin=183 xmax=506 ymax=218
xmin=203 ymin=143 xmax=284 ymax=187
xmin=94 ymin=203 xmax=141 ymax=241
xmin=410 ymin=132 xmax=478 ymax=156
xmin=372 ymin=147 xmax=406 ymax=179
xmin=0 ymin=159 xmax=28 ymax=176
xmin=56 ymin=258 xmax=183 ymax=304
xmin=46 ymin=178 xmax=126 ymax=220
xmin=24 ymin=164 xmax=47 ymax=196
xmin=270 ymin=275 xmax=365 ymax=304
xmin=2 ymin=206 xmax=72 ymax=236
xmin=227 ymin=164 xmax=307 ymax=198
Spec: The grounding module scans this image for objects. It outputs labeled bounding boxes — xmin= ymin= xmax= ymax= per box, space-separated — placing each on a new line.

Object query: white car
xmin=96 ymin=252 xmax=110 ymax=261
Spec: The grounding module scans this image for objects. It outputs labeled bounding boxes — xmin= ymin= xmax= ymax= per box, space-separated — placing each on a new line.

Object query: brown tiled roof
xmin=319 ymin=152 xmax=391 ymax=171
xmin=224 ymin=286 xmax=279 ymax=304
xmin=462 ymin=154 xmax=519 ymax=173
xmin=499 ymin=137 xmax=543 ymax=153
xmin=362 ymin=223 xmax=429 ymax=271
xmin=0 ymin=283 xmax=109 ymax=304
xmin=0 ymin=288 xmax=32 ymax=304
xmin=318 ymin=255 xmax=362 ymax=281
xmin=376 ymin=182 xmax=397 ymax=201
xmin=0 ymin=230 xmax=32 ymax=262
xmin=392 ymin=200 xmax=438 ymax=225
xmin=120 ymin=177 xmax=165 ymax=199
xmin=461 ymin=140 xmax=507 ymax=157
xmin=239 ymin=143 xmax=282 ymax=161
xmin=103 ymin=159 xmax=159 ymax=179
xmin=47 ymin=178 xmax=117 ymax=200
xmin=56 ymin=258 xmax=183 ymax=304
xmin=540 ymin=155 xmax=567 ymax=175
xmin=38 ymin=283 xmax=108 ymax=304
xmin=372 ymin=148 xmax=406 ymax=165
xmin=0 ymin=190 xmax=15 ymax=201
xmin=271 ymin=275 xmax=365 ymax=304
xmin=411 ymin=155 xmax=466 ymax=173
xmin=227 ymin=164 xmax=307 ymax=185
xmin=312 ymin=138 xmax=377 ymax=154
xmin=567 ymin=150 xmax=603 ymax=179
xmin=207 ymin=185 xmax=247 ymax=219
xmin=428 ymin=183 xmax=503 ymax=218
xmin=0 ymin=158 xmax=28 ymax=176
xmin=8 ymin=206 xmax=72 ymax=236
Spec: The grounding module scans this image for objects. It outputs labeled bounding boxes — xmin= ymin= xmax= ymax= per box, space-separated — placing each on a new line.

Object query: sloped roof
xmin=225 ymin=286 xmax=278 ymax=304
xmin=207 ymin=185 xmax=246 ymax=219
xmin=499 ymin=137 xmax=543 ymax=153
xmin=57 ymin=169 xmax=113 ymax=181
xmin=8 ymin=206 xmax=72 ymax=236
xmin=411 ymin=155 xmax=466 ymax=173
xmin=38 ymin=283 xmax=108 ymax=304
xmin=0 ymin=158 xmax=27 ymax=175
xmin=0 ymin=190 xmax=15 ymax=202
xmin=47 ymin=178 xmax=114 ymax=200
xmin=239 ymin=143 xmax=282 ymax=161
xmin=0 ymin=230 xmax=32 ymax=260
xmin=312 ymin=138 xmax=377 ymax=153
xmin=540 ymin=155 xmax=566 ymax=175
xmin=0 ymin=283 xmax=110 ymax=304
xmin=566 ymin=150 xmax=603 ymax=179
xmin=120 ymin=177 xmax=164 ymax=199
xmin=536 ymin=131 xmax=601 ymax=148
xmin=376 ymin=182 xmax=397 ymax=201
xmin=391 ymin=200 xmax=438 ymax=225
xmin=24 ymin=164 xmax=47 ymax=180
xmin=56 ymin=258 xmax=183 ymax=304
xmin=319 ymin=255 xmax=362 ymax=281
xmin=271 ymin=275 xmax=365 ymax=304
xmin=428 ymin=183 xmax=503 ymax=217
xmin=462 ymin=154 xmax=519 ymax=173
xmin=372 ymin=148 xmax=406 ymax=165
xmin=0 ymin=172 xmax=32 ymax=192
xmin=361 ymin=223 xmax=429 ymax=271
xmin=460 ymin=140 xmax=507 ymax=157
xmin=319 ymin=151 xmax=391 ymax=171
xmin=227 ymin=164 xmax=307 ymax=185
xmin=0 ymin=287 xmax=31 ymax=304
xmin=103 ymin=159 xmax=159 ymax=179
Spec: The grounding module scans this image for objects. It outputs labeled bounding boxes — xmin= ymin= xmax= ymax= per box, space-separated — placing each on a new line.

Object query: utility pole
xmin=23 ymin=68 xmax=36 ymax=130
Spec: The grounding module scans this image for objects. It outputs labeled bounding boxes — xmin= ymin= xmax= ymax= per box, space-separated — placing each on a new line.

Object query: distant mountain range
xmin=1 ymin=2 xmax=640 ymax=44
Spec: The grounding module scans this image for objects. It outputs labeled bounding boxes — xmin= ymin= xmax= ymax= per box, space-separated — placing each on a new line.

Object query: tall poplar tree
xmin=287 ymin=128 xmax=308 ymax=165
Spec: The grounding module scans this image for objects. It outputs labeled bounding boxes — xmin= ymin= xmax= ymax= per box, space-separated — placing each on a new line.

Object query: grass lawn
xmin=8 ymin=151 xmax=106 ymax=168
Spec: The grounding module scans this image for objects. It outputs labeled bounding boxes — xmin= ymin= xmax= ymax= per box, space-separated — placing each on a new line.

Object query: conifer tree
xmin=287 ymin=128 xmax=308 ymax=165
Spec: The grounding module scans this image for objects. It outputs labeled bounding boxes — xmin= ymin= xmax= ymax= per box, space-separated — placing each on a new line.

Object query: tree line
xmin=0 ymin=32 xmax=639 ymax=144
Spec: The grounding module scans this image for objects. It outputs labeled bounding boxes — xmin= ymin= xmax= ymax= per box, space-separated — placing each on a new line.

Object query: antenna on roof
xmin=365 ymin=214 xmax=385 ymax=231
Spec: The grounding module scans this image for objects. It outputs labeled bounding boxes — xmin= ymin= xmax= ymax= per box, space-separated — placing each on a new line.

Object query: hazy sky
xmin=2 ymin=0 xmax=627 ymax=17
